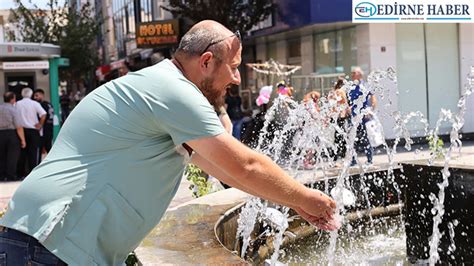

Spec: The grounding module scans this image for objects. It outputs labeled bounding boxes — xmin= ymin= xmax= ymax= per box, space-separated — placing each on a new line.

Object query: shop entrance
xmin=5 ymin=73 xmax=35 ymax=100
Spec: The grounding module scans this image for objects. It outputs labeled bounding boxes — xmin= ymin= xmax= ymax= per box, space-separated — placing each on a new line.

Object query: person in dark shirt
xmin=225 ymin=85 xmax=244 ymax=140
xmin=34 ymin=89 xmax=54 ymax=156
xmin=59 ymin=89 xmax=70 ymax=124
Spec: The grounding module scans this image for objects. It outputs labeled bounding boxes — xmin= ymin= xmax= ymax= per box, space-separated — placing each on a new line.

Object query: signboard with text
xmin=0 ymin=43 xmax=60 ymax=58
xmin=353 ymin=0 xmax=474 ymax=23
xmin=136 ymin=19 xmax=179 ymax=48
xmin=2 ymin=61 xmax=49 ymax=70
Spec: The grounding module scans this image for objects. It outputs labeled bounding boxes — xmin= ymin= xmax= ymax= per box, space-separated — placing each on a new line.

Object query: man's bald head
xmin=175 ymin=20 xmax=236 ymax=62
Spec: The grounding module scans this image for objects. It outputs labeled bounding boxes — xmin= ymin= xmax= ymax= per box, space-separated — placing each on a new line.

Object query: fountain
xmin=133 ymin=66 xmax=473 ymax=265
xmin=228 ymin=66 xmax=474 ymax=265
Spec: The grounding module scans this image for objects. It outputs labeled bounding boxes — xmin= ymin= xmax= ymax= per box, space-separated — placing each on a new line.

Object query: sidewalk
xmin=0 ymin=181 xmax=21 ymax=212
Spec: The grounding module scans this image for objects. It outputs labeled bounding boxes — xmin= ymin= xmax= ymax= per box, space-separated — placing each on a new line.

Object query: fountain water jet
xmin=233 ymin=66 xmax=474 ymax=265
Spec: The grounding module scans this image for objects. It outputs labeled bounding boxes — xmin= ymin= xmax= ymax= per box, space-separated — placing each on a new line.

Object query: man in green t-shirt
xmin=0 ymin=20 xmax=338 ymax=265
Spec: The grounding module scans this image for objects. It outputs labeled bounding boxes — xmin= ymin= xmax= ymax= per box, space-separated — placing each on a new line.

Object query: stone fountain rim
xmin=213 ymin=201 xmax=246 ymax=254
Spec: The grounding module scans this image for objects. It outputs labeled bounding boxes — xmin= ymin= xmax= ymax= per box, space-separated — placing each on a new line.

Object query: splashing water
xmin=235 ymin=66 xmax=474 ymax=265
xmin=428 ymin=66 xmax=474 ymax=265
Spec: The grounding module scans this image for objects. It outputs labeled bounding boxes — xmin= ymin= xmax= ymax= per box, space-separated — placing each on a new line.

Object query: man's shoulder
xmin=0 ymin=103 xmax=10 ymax=111
xmin=16 ymin=99 xmax=28 ymax=107
xmin=127 ymin=60 xmax=192 ymax=89
xmin=31 ymin=99 xmax=42 ymax=107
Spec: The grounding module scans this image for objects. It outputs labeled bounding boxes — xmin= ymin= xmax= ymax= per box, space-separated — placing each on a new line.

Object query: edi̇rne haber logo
xmin=355 ymin=2 xmax=377 ymax=17
xmin=353 ymin=0 xmax=474 ymax=23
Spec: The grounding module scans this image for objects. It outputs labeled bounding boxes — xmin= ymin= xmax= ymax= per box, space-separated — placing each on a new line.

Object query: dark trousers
xmin=17 ymin=128 xmax=41 ymax=177
xmin=40 ymin=125 xmax=54 ymax=160
xmin=352 ymin=123 xmax=373 ymax=164
xmin=60 ymin=107 xmax=69 ymax=125
xmin=0 ymin=226 xmax=67 ymax=265
xmin=333 ymin=117 xmax=348 ymax=161
xmin=0 ymin=130 xmax=20 ymax=181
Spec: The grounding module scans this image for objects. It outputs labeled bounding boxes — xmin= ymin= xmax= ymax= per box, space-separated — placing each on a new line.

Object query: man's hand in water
xmin=294 ymin=189 xmax=340 ymax=231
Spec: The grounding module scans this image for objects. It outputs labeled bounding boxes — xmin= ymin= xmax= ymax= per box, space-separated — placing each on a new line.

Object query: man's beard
xmin=200 ymin=77 xmax=225 ymax=109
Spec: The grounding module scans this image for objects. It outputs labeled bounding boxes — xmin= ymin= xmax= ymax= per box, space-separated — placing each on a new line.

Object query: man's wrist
xmin=289 ymin=184 xmax=310 ymax=209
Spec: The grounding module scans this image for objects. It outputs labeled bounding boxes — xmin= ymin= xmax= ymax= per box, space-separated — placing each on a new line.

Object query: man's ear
xmin=200 ymin=52 xmax=213 ymax=72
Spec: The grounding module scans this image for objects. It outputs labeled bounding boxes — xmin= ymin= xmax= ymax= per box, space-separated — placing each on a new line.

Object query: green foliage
xmin=185 ymin=164 xmax=212 ymax=198
xmin=59 ymin=2 xmax=100 ymax=81
xmin=9 ymin=0 xmax=100 ymax=82
xmin=427 ymin=135 xmax=445 ymax=159
xmin=9 ymin=0 xmax=63 ymax=43
xmin=162 ymin=0 xmax=276 ymax=33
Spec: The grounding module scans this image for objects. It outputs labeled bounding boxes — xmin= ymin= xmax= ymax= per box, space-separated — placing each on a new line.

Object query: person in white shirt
xmin=15 ymin=87 xmax=46 ymax=177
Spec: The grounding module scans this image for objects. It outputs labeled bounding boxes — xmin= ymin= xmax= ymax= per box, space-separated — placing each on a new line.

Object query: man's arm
xmin=370 ymin=94 xmax=377 ymax=109
xmin=16 ymin=127 xmax=26 ymax=148
xmin=187 ymin=133 xmax=338 ymax=229
xmin=219 ymin=113 xmax=233 ymax=134
xmin=192 ymin=152 xmax=293 ymax=206
xmin=35 ymin=114 xmax=46 ymax=130
xmin=35 ymin=102 xmax=47 ymax=130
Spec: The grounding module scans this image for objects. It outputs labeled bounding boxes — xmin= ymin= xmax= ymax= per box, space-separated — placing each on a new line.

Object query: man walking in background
xmin=348 ymin=67 xmax=377 ymax=166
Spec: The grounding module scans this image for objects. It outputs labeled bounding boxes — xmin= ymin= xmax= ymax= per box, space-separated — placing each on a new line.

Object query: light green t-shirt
xmin=0 ymin=59 xmax=225 ymax=265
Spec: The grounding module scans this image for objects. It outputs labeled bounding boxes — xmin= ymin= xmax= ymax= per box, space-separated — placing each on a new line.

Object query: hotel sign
xmin=136 ymin=19 xmax=179 ymax=48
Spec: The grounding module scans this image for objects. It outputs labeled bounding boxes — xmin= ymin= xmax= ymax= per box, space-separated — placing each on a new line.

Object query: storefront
xmin=0 ymin=42 xmax=67 ymax=139
xmin=0 ymin=42 xmax=60 ymax=101
xmin=95 ymin=59 xmax=128 ymax=84
xmin=243 ymin=0 xmax=474 ymax=139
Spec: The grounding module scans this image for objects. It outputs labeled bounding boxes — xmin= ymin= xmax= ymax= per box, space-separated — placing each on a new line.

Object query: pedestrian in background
xmin=59 ymin=89 xmax=70 ymax=124
xmin=34 ymin=89 xmax=54 ymax=156
xmin=0 ymin=92 xmax=26 ymax=181
xmin=15 ymin=88 xmax=46 ymax=177
xmin=348 ymin=67 xmax=377 ymax=166
xmin=328 ymin=77 xmax=350 ymax=163
xmin=225 ymin=85 xmax=244 ymax=140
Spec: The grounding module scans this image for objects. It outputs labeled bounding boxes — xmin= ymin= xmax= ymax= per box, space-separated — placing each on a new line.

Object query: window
xmin=314 ymin=27 xmax=357 ymax=75
xmin=266 ymin=42 xmax=277 ymax=61
xmin=396 ymin=24 xmax=459 ymax=131
xmin=153 ymin=0 xmax=165 ymax=20
xmin=287 ymin=38 xmax=301 ymax=58
xmin=314 ymin=32 xmax=336 ymax=74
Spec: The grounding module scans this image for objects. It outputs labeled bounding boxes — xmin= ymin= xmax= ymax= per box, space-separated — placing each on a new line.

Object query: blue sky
xmin=0 ymin=0 xmax=65 ymax=10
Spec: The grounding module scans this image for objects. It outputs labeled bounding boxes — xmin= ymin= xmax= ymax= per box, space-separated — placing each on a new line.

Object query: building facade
xmin=94 ymin=0 xmax=177 ymax=82
xmin=0 ymin=10 xmax=63 ymax=104
xmin=243 ymin=0 xmax=474 ymax=139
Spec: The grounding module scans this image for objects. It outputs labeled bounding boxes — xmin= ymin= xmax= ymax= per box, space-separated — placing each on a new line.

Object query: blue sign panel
xmin=251 ymin=0 xmax=352 ymax=37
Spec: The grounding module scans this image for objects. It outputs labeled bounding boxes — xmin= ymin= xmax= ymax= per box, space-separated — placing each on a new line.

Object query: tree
xmin=8 ymin=0 xmax=64 ymax=43
xmin=9 ymin=0 xmax=99 ymax=90
xmin=162 ymin=0 xmax=276 ymax=34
